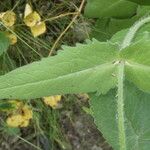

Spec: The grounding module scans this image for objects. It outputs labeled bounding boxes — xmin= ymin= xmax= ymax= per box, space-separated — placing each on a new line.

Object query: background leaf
xmin=92 ymin=18 xmax=136 ymax=41
xmin=0 ymin=40 xmax=118 ymax=99
xmin=84 ymin=0 xmax=137 ymax=19
xmin=91 ymin=6 xmax=150 ymax=41
xmin=0 ymin=32 xmax=10 ymax=56
xmin=90 ymin=82 xmax=150 ymax=150
xmin=127 ymin=0 xmax=150 ymax=5
xmin=0 ymin=101 xmax=15 ymax=111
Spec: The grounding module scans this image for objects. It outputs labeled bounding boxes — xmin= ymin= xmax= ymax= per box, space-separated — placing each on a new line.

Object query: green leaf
xmin=91 ymin=18 xmax=112 ymax=41
xmin=127 ymin=0 xmax=150 ymax=5
xmin=120 ymin=39 xmax=150 ymax=93
xmin=90 ymin=82 xmax=150 ymax=150
xmin=92 ymin=6 xmax=150 ymax=41
xmin=0 ymin=101 xmax=15 ymax=111
xmin=0 ymin=54 xmax=16 ymax=75
xmin=111 ymin=23 xmax=150 ymax=46
xmin=0 ymin=32 xmax=10 ymax=56
xmin=92 ymin=18 xmax=136 ymax=41
xmin=84 ymin=0 xmax=137 ymax=19
xmin=0 ymin=40 xmax=118 ymax=99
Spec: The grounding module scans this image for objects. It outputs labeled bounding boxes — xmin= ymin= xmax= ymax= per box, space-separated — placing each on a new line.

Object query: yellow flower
xmin=78 ymin=93 xmax=89 ymax=100
xmin=6 ymin=114 xmax=24 ymax=127
xmin=8 ymin=100 xmax=23 ymax=109
xmin=6 ymin=114 xmax=29 ymax=128
xmin=30 ymin=21 xmax=46 ymax=37
xmin=0 ymin=12 xmax=5 ymax=19
xmin=21 ymin=119 xmax=30 ymax=127
xmin=23 ymin=3 xmax=46 ymax=37
xmin=24 ymin=3 xmax=33 ymax=18
xmin=24 ymin=11 xmax=41 ymax=27
xmin=5 ymin=32 xmax=17 ymax=45
xmin=1 ymin=11 xmax=16 ymax=27
xmin=6 ymin=102 xmax=33 ymax=128
xmin=43 ymin=95 xmax=62 ymax=109
xmin=21 ymin=105 xmax=33 ymax=120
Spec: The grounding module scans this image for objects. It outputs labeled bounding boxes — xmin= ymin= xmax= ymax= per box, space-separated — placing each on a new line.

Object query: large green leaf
xmin=0 ymin=32 xmax=10 ymax=56
xmin=84 ymin=0 xmax=137 ymax=19
xmin=0 ymin=40 xmax=118 ymax=99
xmin=127 ymin=0 xmax=150 ymax=5
xmin=90 ymin=82 xmax=150 ymax=150
xmin=120 ymin=39 xmax=150 ymax=93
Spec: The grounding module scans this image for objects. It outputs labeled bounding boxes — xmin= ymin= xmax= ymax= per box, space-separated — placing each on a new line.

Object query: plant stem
xmin=117 ymin=61 xmax=126 ymax=150
xmin=44 ymin=12 xmax=78 ymax=22
xmin=48 ymin=0 xmax=85 ymax=56
xmin=117 ymin=15 xmax=150 ymax=150
xmin=120 ymin=15 xmax=150 ymax=50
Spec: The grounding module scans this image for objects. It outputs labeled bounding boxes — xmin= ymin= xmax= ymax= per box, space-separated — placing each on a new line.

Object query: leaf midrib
xmin=0 ymin=62 xmax=116 ymax=91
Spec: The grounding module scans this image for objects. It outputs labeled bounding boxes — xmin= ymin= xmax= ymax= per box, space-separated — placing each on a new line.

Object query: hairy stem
xmin=120 ymin=15 xmax=150 ymax=50
xmin=117 ymin=61 xmax=126 ymax=150
xmin=117 ymin=15 xmax=150 ymax=150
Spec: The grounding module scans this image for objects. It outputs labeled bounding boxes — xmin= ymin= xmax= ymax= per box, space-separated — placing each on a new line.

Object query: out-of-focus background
xmin=0 ymin=0 xmax=111 ymax=150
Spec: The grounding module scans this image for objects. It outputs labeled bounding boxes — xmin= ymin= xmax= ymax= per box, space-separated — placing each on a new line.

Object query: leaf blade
xmin=120 ymin=40 xmax=150 ymax=93
xmin=0 ymin=32 xmax=10 ymax=56
xmin=84 ymin=0 xmax=137 ymax=19
xmin=90 ymin=82 xmax=150 ymax=150
xmin=92 ymin=6 xmax=150 ymax=41
xmin=127 ymin=0 xmax=150 ymax=5
xmin=0 ymin=40 xmax=118 ymax=99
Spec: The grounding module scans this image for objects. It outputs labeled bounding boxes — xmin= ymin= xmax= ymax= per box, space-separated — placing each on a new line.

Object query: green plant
xmin=86 ymin=1 xmax=150 ymax=41
xmin=0 ymin=1 xmax=150 ymax=150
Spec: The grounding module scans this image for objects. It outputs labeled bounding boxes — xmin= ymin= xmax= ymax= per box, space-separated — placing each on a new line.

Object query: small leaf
xmin=0 ymin=100 xmax=22 ymax=111
xmin=84 ymin=0 xmax=137 ymax=19
xmin=0 ymin=102 xmax=15 ymax=111
xmin=0 ymin=32 xmax=10 ymax=56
